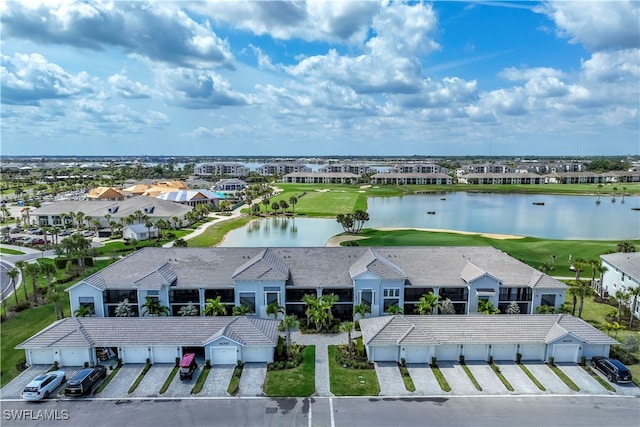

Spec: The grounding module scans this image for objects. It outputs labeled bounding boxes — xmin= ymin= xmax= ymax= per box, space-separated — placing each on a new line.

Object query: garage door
xmin=405 ymin=346 xmax=431 ymax=363
xmin=30 ymin=349 xmax=54 ymax=365
xmin=373 ymin=346 xmax=398 ymax=362
xmin=491 ymin=344 xmax=516 ymax=361
xmin=211 ymin=347 xmax=237 ymax=365
xmin=435 ymin=344 xmax=459 ymax=361
xmin=152 ymin=346 xmax=179 ymax=364
xmin=60 ymin=348 xmax=87 ymax=367
xmin=552 ymin=345 xmax=579 ymax=363
xmin=122 ymin=346 xmax=149 ymax=364
xmin=463 ymin=344 xmax=488 ymax=361
xmin=519 ymin=343 xmax=546 ymax=361
xmin=243 ymin=347 xmax=272 ymax=363
xmin=582 ymin=344 xmax=606 ymax=359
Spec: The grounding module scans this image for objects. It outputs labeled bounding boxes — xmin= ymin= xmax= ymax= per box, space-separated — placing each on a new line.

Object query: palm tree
xmin=7 ymin=267 xmax=19 ymax=306
xmin=288 ymin=196 xmax=298 ymax=215
xmin=178 ymin=302 xmax=198 ymax=316
xmin=621 ymin=186 xmax=627 ymax=203
xmin=612 ymin=186 xmax=618 ymax=202
xmin=261 ymin=197 xmax=270 ymax=214
xmin=571 ymin=281 xmax=593 ymax=318
xmin=386 ymin=304 xmax=403 ymax=315
xmin=204 ymin=297 xmax=227 ymax=316
xmin=75 ymin=211 xmax=85 ymax=229
xmin=352 ymin=210 xmax=370 ymax=233
xmin=615 ymin=290 xmax=629 ymax=324
xmin=24 ymin=262 xmax=41 ymax=304
xmin=596 ymin=184 xmax=602 ymax=204
xmin=141 ymin=296 xmax=170 ymax=316
xmin=15 ymin=260 xmax=27 ymax=301
xmin=48 ymin=284 xmax=66 ymax=320
xmin=266 ymin=302 xmax=285 ymax=319
xmin=41 ymin=263 xmax=57 ymax=293
xmin=477 ymin=299 xmax=500 ymax=315
xmin=74 ymin=305 xmax=93 ymax=317
xmin=144 ymin=219 xmax=154 ymax=239
xmin=616 ymin=241 xmax=636 ymax=253
xmin=279 ymin=199 xmax=289 ymax=214
xmin=171 ymin=215 xmax=180 ymax=230
xmin=232 ymin=304 xmax=252 ymax=316
xmin=278 ymin=315 xmax=299 ymax=357
xmin=572 ymin=258 xmax=587 ymax=282
xmin=353 ymin=303 xmax=371 ymax=320
xmin=271 ymin=201 xmax=280 ymax=215
xmin=340 ymin=321 xmax=355 ymax=355
xmin=415 ymin=292 xmax=440 ymax=315
xmin=627 ymin=287 xmax=640 ymax=328
xmin=173 ymin=238 xmax=188 ymax=248
xmin=302 ymin=294 xmax=320 ymax=327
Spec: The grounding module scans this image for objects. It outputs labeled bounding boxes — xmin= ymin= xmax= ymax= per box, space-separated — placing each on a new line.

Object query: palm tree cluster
xmin=60 ymin=234 xmax=93 ymax=274
xmin=302 ymin=294 xmax=338 ymax=332
xmin=335 ymin=210 xmax=370 ymax=233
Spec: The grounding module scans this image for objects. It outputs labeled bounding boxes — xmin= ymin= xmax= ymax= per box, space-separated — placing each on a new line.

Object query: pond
xmin=220 ymin=192 xmax=640 ymax=247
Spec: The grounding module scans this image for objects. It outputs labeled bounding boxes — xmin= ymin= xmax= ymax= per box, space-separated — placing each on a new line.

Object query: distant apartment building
xmin=463 ymin=163 xmax=514 ymax=174
xmin=390 ymin=163 xmax=449 ymax=174
xmin=195 ymin=163 xmax=250 ymax=177
xmin=256 ymin=163 xmax=311 ymax=176
xmin=282 ymin=172 xmax=360 ymax=184
xmin=545 ymin=172 xmax=605 ymax=184
xmin=213 ymin=178 xmax=248 ymax=192
xmin=370 ymin=173 xmax=452 ymax=185
xmin=458 ymin=173 xmax=544 ymax=185
xmin=318 ymin=163 xmax=374 ymax=175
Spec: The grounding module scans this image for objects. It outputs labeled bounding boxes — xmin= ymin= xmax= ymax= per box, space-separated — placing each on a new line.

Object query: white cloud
xmin=108 ymin=73 xmax=154 ymax=99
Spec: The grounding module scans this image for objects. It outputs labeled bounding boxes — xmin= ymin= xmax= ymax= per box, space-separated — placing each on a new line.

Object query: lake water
xmin=220 ymin=192 xmax=640 ymax=247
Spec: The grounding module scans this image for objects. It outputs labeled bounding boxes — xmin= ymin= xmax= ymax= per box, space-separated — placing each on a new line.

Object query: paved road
xmin=0 ymin=395 xmax=638 ymax=427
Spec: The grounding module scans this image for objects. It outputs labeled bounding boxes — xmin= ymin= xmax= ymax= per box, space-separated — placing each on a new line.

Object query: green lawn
xmin=328 ymin=345 xmax=380 ymax=396
xmin=187 ymin=215 xmax=252 ymax=247
xmin=0 ymin=247 xmax=24 ymax=255
xmin=263 ymin=346 xmax=316 ymax=397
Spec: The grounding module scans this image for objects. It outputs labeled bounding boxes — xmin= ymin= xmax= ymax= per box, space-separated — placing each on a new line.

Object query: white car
xmin=22 ymin=371 xmax=66 ymax=401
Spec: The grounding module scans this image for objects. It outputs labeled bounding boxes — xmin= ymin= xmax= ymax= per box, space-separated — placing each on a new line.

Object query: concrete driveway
xmin=97 ymin=364 xmax=144 ymax=398
xmin=375 ymin=362 xmax=412 ymax=396
xmin=130 ymin=364 xmax=175 ymax=398
xmin=198 ymin=365 xmax=234 ymax=397
xmin=0 ymin=365 xmax=52 ymax=399
xmin=464 ymin=362 xmax=509 ymax=394
xmin=437 ymin=362 xmax=480 ymax=395
xmin=162 ymin=365 xmax=202 ymax=397
xmin=407 ymin=363 xmax=445 ymax=395
xmin=587 ymin=364 xmax=640 ymax=396
xmin=237 ymin=363 xmax=266 ymax=397
xmin=495 ymin=362 xmax=543 ymax=394
xmin=524 ymin=363 xmax=571 ymax=393
xmin=555 ymin=363 xmax=610 ymax=394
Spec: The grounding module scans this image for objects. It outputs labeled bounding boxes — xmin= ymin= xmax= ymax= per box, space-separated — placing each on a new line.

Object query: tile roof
xmin=32 ymin=196 xmax=192 ymax=219
xmin=601 ymin=252 xmax=640 ymax=282
xmin=17 ymin=317 xmax=280 ymax=349
xmin=359 ymin=315 xmax=617 ymax=346
xmin=349 ymin=248 xmax=408 ymax=280
xmin=231 ymin=249 xmax=290 ymax=280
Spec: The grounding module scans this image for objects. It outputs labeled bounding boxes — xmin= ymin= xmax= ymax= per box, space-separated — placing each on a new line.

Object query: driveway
xmin=162 ymin=365 xmax=202 ymax=397
xmin=555 ymin=363 xmax=610 ymax=394
xmin=375 ymin=362 xmax=412 ymax=396
xmin=237 ymin=363 xmax=267 ymax=397
xmin=130 ymin=364 xmax=175 ymax=398
xmin=437 ymin=362 xmax=480 ymax=395
xmin=0 ymin=365 xmax=51 ymax=399
xmin=587 ymin=364 xmax=640 ymax=396
xmin=407 ymin=363 xmax=445 ymax=395
xmin=524 ymin=363 xmax=571 ymax=393
xmin=495 ymin=362 xmax=543 ymax=394
xmin=198 ymin=365 xmax=234 ymax=397
xmin=97 ymin=364 xmax=144 ymax=398
xmin=464 ymin=362 xmax=508 ymax=394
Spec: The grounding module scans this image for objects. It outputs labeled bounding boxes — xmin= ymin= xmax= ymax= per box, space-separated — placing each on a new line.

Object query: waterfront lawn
xmin=187 ymin=215 xmax=253 ymax=247
xmin=263 ymin=346 xmax=315 ymax=397
xmin=0 ymin=247 xmax=24 ymax=255
xmin=346 ymin=229 xmax=639 ymax=278
xmin=328 ymin=346 xmax=380 ymax=396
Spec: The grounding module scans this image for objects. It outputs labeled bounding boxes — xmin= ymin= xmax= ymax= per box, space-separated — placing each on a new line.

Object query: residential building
xmin=123 ymin=224 xmax=159 ymax=241
xmin=256 ymin=163 xmax=311 ymax=176
xmin=66 ymin=246 xmax=567 ymax=320
xmin=545 ymin=172 xmax=605 ymax=184
xmin=370 ymin=173 xmax=452 ymax=185
xmin=600 ymin=252 xmax=640 ymax=319
xmin=85 ymin=187 xmax=124 ymax=201
xmin=463 ymin=163 xmax=514 ymax=174
xmin=318 ymin=163 xmax=374 ymax=175
xmin=390 ymin=163 xmax=449 ymax=174
xmin=213 ymin=178 xmax=248 ymax=193
xmin=195 ymin=163 xmax=250 ymax=177
xmin=282 ymin=172 xmax=360 ymax=184
xmin=155 ymin=189 xmax=226 ymax=208
xmin=458 ymin=173 xmax=544 ymax=185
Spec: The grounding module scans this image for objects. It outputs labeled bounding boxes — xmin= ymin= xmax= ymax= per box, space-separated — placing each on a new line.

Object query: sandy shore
xmin=326 ymin=227 xmax=524 ymax=246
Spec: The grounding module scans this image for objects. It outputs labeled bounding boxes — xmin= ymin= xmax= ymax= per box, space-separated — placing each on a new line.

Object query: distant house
xmin=600 ymin=252 xmax=640 ymax=318
xmin=123 ymin=223 xmax=159 ymax=241
xmin=213 ymin=178 xmax=247 ymax=193
xmin=86 ymin=187 xmax=124 ymax=201
xmin=155 ymin=189 xmax=225 ymax=208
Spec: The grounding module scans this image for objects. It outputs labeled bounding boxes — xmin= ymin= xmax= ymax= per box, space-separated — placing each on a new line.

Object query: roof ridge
xmin=364 ymin=315 xmax=395 ymax=345
xmin=397 ymin=321 xmax=415 ymax=345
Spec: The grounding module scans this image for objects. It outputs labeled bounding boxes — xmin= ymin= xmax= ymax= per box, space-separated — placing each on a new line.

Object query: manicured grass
xmin=430 ymin=364 xmax=451 ymax=392
xmin=264 ymin=346 xmax=316 ymax=397
xmin=0 ymin=247 xmax=24 ymax=255
xmin=490 ymin=363 xmax=514 ymax=391
xmin=191 ymin=366 xmax=211 ymax=394
xmin=188 ymin=215 xmax=253 ymax=247
xmin=460 ymin=363 xmax=482 ymax=391
xmin=128 ymin=363 xmax=152 ymax=394
xmin=548 ymin=363 xmax=580 ymax=391
xmin=399 ymin=364 xmax=416 ymax=392
xmin=158 ymin=366 xmax=178 ymax=394
xmin=95 ymin=366 xmax=121 ymax=394
xmin=582 ymin=366 xmax=616 ymax=392
xmin=328 ymin=345 xmax=380 ymax=396
xmin=227 ymin=364 xmax=244 ymax=395
xmin=518 ymin=364 xmax=546 ymax=391
xmin=344 ymin=229 xmax=639 ymax=278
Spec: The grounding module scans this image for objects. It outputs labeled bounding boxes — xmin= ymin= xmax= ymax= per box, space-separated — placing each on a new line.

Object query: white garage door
xmin=60 ymin=348 xmax=87 ymax=367
xmin=435 ymin=344 xmax=459 ymax=361
xmin=405 ymin=346 xmax=431 ymax=363
xmin=373 ymin=346 xmax=398 ymax=362
xmin=211 ymin=347 xmax=237 ymax=365
xmin=552 ymin=345 xmax=579 ymax=363
xmin=491 ymin=344 xmax=516 ymax=361
xmin=463 ymin=344 xmax=488 ymax=361
xmin=153 ymin=346 xmax=179 ymax=364
xmin=519 ymin=343 xmax=546 ymax=361
xmin=30 ymin=349 xmax=54 ymax=365
xmin=243 ymin=347 xmax=272 ymax=363
xmin=582 ymin=344 xmax=606 ymax=359
xmin=122 ymin=346 xmax=149 ymax=364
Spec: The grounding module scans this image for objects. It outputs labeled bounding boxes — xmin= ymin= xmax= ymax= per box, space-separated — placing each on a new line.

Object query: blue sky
xmin=1 ymin=1 xmax=638 ymax=156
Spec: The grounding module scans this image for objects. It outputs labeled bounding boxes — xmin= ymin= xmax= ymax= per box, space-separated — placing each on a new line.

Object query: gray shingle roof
xmin=17 ymin=317 xmax=280 ymax=349
xmin=73 ymin=246 xmax=567 ymax=291
xmin=601 ymin=252 xmax=640 ymax=282
xmin=359 ymin=315 xmax=617 ymax=346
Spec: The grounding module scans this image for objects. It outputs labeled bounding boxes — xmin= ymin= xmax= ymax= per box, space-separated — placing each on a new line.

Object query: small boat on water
xmin=426 ymin=211 xmax=436 ymax=215
xmin=440 ymin=198 xmax=446 ymax=200
xmin=532 ymin=202 xmax=545 ymax=206
xmin=632 ymin=207 xmax=640 ymax=211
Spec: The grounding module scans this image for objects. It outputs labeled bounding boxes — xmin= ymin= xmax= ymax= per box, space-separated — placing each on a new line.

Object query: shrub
xmin=400 ymin=358 xmax=406 ymax=367
xmin=276 ymin=336 xmax=284 ymax=359
xmin=205 ymin=359 xmax=211 ymax=369
xmin=146 ymin=358 xmax=151 ymax=365
xmin=14 ymin=301 xmax=30 ymax=312
xmin=84 ymin=361 xmax=89 ymax=368
xmin=516 ymin=353 xmax=522 ymax=364
xmin=547 ymin=357 xmax=555 ymax=366
xmin=459 ymin=355 xmax=465 ymax=364
xmin=117 ymin=358 xmax=122 ymax=368
xmin=580 ymin=356 xmax=586 ymax=366
xmin=431 ymin=356 xmax=437 ymax=367
xmin=488 ymin=356 xmax=493 ymax=365
xmin=175 ymin=357 xmax=180 ymax=367
xmin=356 ymin=339 xmax=365 ymax=357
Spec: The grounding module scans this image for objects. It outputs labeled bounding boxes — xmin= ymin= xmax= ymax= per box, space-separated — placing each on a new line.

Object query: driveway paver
xmin=98 ymin=364 xmax=144 ymax=398
xmin=407 ymin=363 xmax=445 ymax=395
xmin=131 ymin=364 xmax=175 ymax=398
xmin=0 ymin=365 xmax=53 ymax=399
xmin=524 ymin=362 xmax=571 ymax=393
xmin=437 ymin=362 xmax=480 ymax=395
xmin=199 ymin=365 xmax=234 ymax=397
xmin=464 ymin=362 xmax=508 ymax=394
xmin=555 ymin=363 xmax=611 ymax=394
xmin=375 ymin=362 xmax=411 ymax=396
xmin=238 ymin=363 xmax=266 ymax=397
xmin=495 ymin=362 xmax=542 ymax=394
xmin=162 ymin=365 xmax=202 ymax=397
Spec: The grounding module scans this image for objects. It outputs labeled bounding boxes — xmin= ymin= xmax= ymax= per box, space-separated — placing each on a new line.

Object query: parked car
xmin=78 ymin=230 xmax=94 ymax=238
xmin=179 ymin=353 xmax=198 ymax=380
xmin=10 ymin=227 xmax=22 ymax=233
xmin=27 ymin=228 xmax=43 ymax=235
xmin=59 ymin=230 xmax=72 ymax=236
xmin=64 ymin=366 xmax=107 ymax=396
xmin=591 ymin=356 xmax=633 ymax=383
xmin=27 ymin=238 xmax=46 ymax=245
xmin=22 ymin=371 xmax=66 ymax=401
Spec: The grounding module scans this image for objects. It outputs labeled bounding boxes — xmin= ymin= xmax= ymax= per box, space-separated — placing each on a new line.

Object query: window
xmin=239 ymin=292 xmax=256 ymax=312
xmin=360 ymin=290 xmax=374 ymax=306
xmin=404 ymin=287 xmax=433 ymax=301
xmin=78 ymin=297 xmax=95 ymax=315
xmin=170 ymin=289 xmax=199 ymax=303
xmin=541 ymin=294 xmax=556 ymax=307
xmin=383 ymin=288 xmax=400 ymax=298
xmin=264 ymin=291 xmax=279 ymax=305
xmin=205 ymin=288 xmax=234 ymax=303
xmin=382 ymin=288 xmax=400 ymax=313
xmin=621 ymin=273 xmax=625 ymax=282
xmin=105 ymin=290 xmax=138 ymax=304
